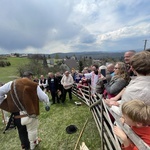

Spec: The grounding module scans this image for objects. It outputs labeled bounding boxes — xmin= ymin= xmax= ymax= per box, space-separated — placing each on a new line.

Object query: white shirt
xmin=0 ymin=81 xmax=49 ymax=105
xmin=84 ymin=71 xmax=99 ymax=94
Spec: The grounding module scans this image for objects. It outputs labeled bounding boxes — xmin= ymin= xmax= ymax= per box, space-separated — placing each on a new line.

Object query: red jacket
xmin=122 ymin=126 xmax=150 ymax=150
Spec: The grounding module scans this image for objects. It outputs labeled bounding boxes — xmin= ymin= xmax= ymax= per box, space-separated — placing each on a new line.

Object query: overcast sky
xmin=0 ymin=0 xmax=150 ymax=54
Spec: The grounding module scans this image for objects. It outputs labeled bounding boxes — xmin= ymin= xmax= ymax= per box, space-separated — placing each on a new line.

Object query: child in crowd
xmin=77 ymin=80 xmax=83 ymax=96
xmin=113 ymin=100 xmax=150 ymax=150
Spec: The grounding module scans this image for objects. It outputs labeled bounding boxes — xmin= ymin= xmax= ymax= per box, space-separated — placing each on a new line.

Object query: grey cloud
xmin=49 ymin=22 xmax=83 ymax=41
xmin=79 ymin=34 xmax=96 ymax=44
xmin=0 ymin=0 xmax=76 ymax=50
xmin=0 ymin=0 xmax=150 ymax=54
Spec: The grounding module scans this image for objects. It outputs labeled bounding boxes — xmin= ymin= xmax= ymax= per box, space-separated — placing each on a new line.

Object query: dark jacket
xmin=105 ymin=76 xmax=128 ymax=95
xmin=48 ymin=77 xmax=58 ymax=92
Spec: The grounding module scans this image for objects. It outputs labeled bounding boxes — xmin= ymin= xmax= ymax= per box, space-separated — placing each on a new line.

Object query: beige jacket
xmin=121 ymin=76 xmax=150 ymax=104
xmin=61 ymin=74 xmax=74 ymax=89
xmin=111 ymin=76 xmax=150 ymax=116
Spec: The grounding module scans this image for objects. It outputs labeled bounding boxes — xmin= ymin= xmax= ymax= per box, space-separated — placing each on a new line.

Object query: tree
xmin=66 ymin=55 xmax=70 ymax=59
xmin=55 ymin=54 xmax=59 ymax=59
xmin=14 ymin=53 xmax=20 ymax=57
xmin=43 ymin=55 xmax=48 ymax=67
xmin=79 ymin=60 xmax=83 ymax=72
xmin=17 ymin=55 xmax=47 ymax=77
xmin=73 ymin=54 xmax=77 ymax=60
xmin=48 ymin=55 xmax=51 ymax=59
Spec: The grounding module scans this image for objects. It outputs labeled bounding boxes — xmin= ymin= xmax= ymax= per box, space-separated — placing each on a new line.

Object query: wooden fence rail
xmin=72 ymin=83 xmax=150 ymax=150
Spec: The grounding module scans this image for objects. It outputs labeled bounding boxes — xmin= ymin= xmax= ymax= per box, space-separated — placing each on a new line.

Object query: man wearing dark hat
xmin=0 ymin=71 xmax=50 ymax=150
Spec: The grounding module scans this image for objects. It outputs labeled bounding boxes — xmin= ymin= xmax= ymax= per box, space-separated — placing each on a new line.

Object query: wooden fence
xmin=72 ymin=83 xmax=150 ymax=150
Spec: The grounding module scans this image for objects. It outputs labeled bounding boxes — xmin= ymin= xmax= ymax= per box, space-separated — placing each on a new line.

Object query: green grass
xmin=0 ymin=95 xmax=101 ymax=150
xmin=0 ymin=57 xmax=101 ymax=150
xmin=0 ymin=57 xmax=30 ymax=83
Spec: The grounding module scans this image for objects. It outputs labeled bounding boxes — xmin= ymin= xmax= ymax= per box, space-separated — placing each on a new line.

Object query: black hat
xmin=66 ymin=125 xmax=77 ymax=134
xmin=23 ymin=71 xmax=33 ymax=77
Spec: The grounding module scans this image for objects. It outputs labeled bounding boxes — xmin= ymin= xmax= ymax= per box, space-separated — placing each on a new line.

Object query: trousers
xmin=13 ymin=112 xmax=30 ymax=150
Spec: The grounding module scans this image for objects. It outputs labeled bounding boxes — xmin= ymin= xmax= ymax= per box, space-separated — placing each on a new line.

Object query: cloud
xmin=97 ymin=23 xmax=150 ymax=42
xmin=0 ymin=0 xmax=150 ymax=54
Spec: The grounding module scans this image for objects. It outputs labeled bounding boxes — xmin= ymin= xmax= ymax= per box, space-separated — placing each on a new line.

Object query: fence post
xmin=100 ymin=100 xmax=104 ymax=150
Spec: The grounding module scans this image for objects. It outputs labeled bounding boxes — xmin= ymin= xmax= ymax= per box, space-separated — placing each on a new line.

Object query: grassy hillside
xmin=0 ymin=57 xmax=101 ymax=149
xmin=0 ymin=97 xmax=101 ymax=150
xmin=0 ymin=57 xmax=30 ymax=83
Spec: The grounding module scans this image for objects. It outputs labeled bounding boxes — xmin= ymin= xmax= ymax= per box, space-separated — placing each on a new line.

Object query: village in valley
xmin=0 ymin=51 xmax=125 ymax=76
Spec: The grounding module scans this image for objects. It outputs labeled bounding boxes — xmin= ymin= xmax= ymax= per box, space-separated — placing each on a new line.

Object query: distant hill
xmin=7 ymin=49 xmax=142 ymax=59
xmin=49 ymin=51 xmax=125 ymax=59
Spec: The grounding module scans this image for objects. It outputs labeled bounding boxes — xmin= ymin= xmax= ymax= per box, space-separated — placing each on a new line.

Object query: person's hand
xmin=113 ymin=126 xmax=127 ymax=142
xmin=120 ymin=117 xmax=125 ymax=125
xmin=113 ymin=126 xmax=131 ymax=147
xmin=100 ymin=74 xmax=105 ymax=78
xmin=104 ymin=99 xmax=112 ymax=107
xmin=64 ymin=84 xmax=68 ymax=87
xmin=104 ymin=99 xmax=109 ymax=104
xmin=104 ymin=99 xmax=118 ymax=107
xmin=102 ymin=76 xmax=106 ymax=80
xmin=109 ymin=97 xmax=117 ymax=101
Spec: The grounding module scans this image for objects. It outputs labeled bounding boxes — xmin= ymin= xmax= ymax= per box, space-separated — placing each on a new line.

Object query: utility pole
xmin=143 ymin=39 xmax=147 ymax=50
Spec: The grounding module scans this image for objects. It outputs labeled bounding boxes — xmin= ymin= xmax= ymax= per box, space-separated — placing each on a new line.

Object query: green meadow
xmin=0 ymin=57 xmax=101 ymax=150
xmin=0 ymin=57 xmax=30 ymax=83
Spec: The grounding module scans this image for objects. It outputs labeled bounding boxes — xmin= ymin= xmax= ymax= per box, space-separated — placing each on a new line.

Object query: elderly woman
xmin=104 ymin=62 xmax=130 ymax=99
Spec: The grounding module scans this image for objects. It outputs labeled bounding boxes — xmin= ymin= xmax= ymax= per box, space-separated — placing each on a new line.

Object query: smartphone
xmin=101 ymin=69 xmax=106 ymax=77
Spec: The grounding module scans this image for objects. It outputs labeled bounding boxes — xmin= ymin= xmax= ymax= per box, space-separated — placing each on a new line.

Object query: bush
xmin=0 ymin=61 xmax=11 ymax=67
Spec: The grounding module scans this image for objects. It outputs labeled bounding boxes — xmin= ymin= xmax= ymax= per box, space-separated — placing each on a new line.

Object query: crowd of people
xmin=69 ymin=49 xmax=150 ymax=150
xmin=34 ymin=70 xmax=74 ymax=105
xmin=103 ymin=50 xmax=150 ymax=150
xmin=0 ymin=49 xmax=150 ymax=150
